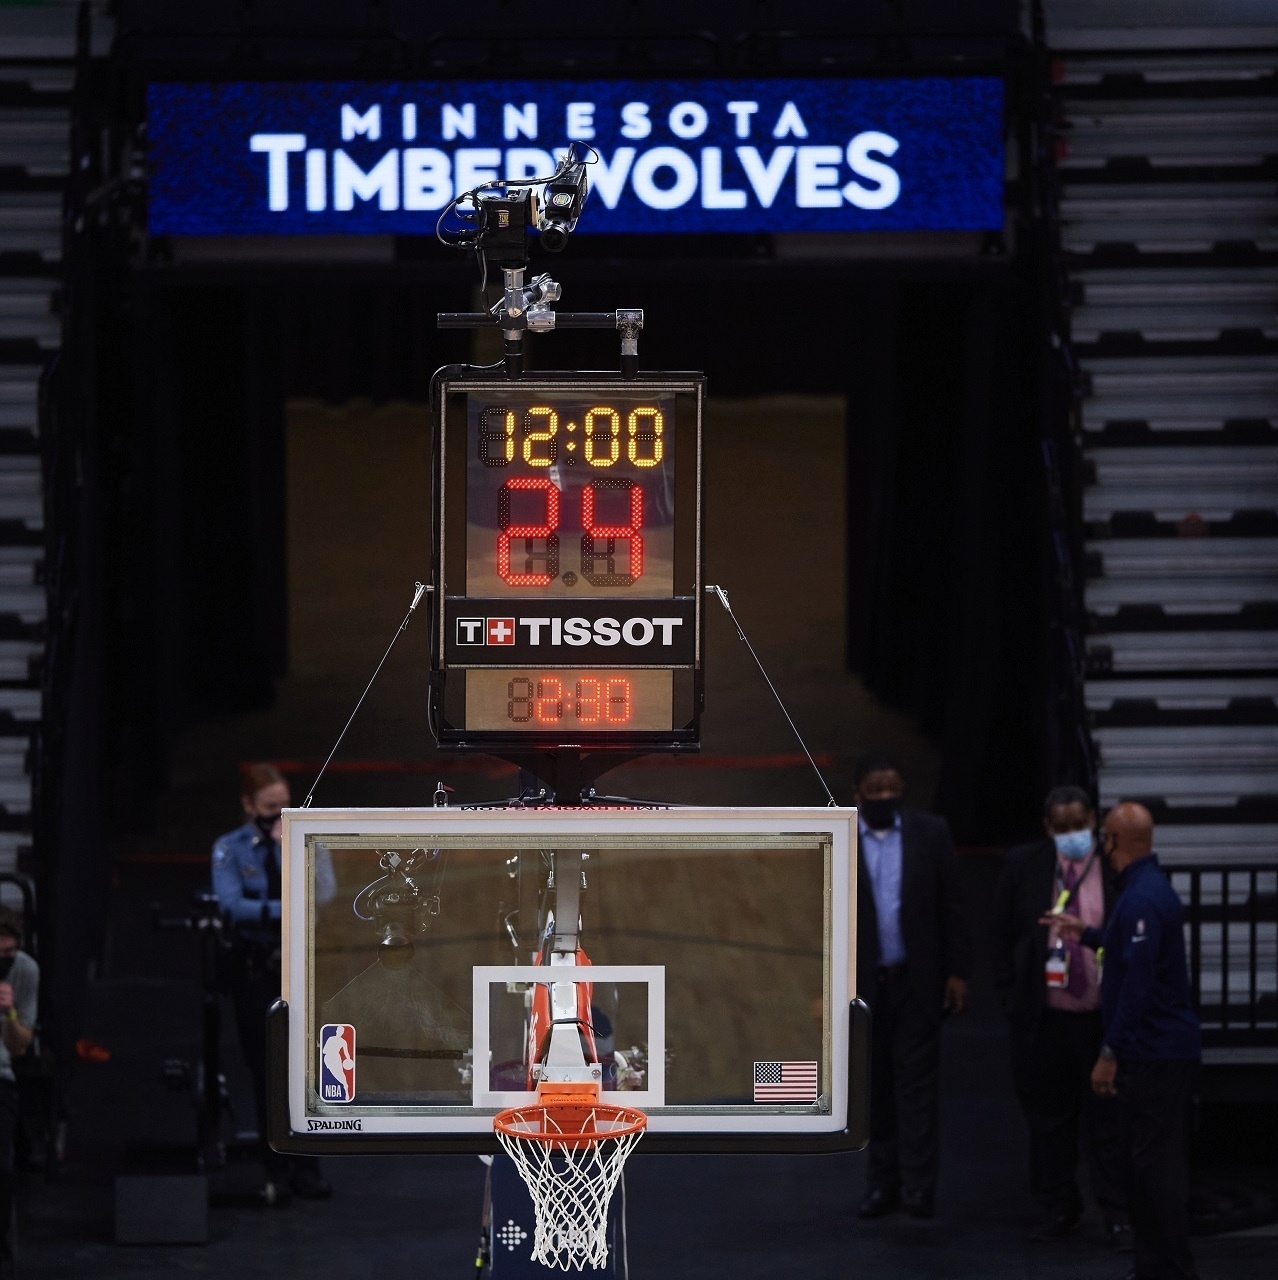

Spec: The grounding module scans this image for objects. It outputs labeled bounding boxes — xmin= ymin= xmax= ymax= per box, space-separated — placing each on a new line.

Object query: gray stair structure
xmin=1057 ymin=50 xmax=1278 ymax=86
xmin=1085 ymin=578 xmax=1276 ymax=616
xmin=0 ymin=15 xmax=73 ymax=880
xmin=1055 ymin=30 xmax=1278 ymax=890
xmin=1044 ymin=0 xmax=1278 ymax=54
xmin=1080 ymin=356 xmax=1278 ymax=433
xmin=1071 ymin=267 xmax=1278 ymax=342
xmin=1160 ymin=825 xmax=1278 ymax=866
xmin=0 ymin=366 xmax=40 ymax=434
xmin=0 ymin=279 xmax=58 ymax=345
xmin=1088 ymin=537 xmax=1278 ymax=578
xmin=1060 ymin=183 xmax=1278 ymax=255
xmin=1058 ymin=98 xmax=1278 ymax=169
xmin=1088 ymin=630 xmax=1277 ymax=674
xmin=0 ymin=457 xmax=44 ymax=531
xmin=1085 ymin=676 xmax=1278 ymax=712
xmin=0 ymin=194 xmax=61 ymax=262
xmin=0 ymin=640 xmax=40 ymax=683
xmin=0 ymin=109 xmax=69 ymax=178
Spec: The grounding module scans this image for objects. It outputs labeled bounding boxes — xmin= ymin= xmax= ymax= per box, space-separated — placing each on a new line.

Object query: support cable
xmin=706 ymin=584 xmax=838 ymax=807
xmin=301 ymin=581 xmax=429 ymax=808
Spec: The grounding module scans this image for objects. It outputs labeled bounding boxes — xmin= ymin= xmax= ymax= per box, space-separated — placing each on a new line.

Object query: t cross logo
xmin=455 ymin=617 xmax=517 ymax=646
xmin=487 ymin=617 xmax=516 ymax=645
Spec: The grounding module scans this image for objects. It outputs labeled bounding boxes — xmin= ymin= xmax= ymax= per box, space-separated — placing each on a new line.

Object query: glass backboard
xmin=271 ymin=807 xmax=866 ymax=1154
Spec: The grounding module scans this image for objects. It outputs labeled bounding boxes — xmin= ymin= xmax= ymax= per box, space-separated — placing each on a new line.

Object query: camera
xmin=353 ymin=848 xmax=443 ymax=970
xmin=538 ymin=154 xmax=589 ymax=253
xmin=447 ymin=146 xmax=591 ymax=265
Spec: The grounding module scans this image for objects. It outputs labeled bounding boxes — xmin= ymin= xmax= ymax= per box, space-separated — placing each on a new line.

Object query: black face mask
xmin=860 ymin=796 xmax=900 ymax=831
xmin=253 ymin=814 xmax=278 ymax=840
xmin=0 ymin=955 xmax=14 ymax=982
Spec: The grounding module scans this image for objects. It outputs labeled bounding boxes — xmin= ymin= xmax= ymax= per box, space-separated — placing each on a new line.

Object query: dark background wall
xmin=108 ymin=253 xmax=1049 ymax=846
xmin=41 ymin=7 xmax=1053 ymax=1071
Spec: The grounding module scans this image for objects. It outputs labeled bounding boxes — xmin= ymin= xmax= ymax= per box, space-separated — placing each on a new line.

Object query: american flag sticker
xmin=753 ymin=1061 xmax=819 ymax=1103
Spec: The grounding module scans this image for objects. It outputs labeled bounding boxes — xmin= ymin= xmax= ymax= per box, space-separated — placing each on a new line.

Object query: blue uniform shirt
xmin=1083 ymin=854 xmax=1201 ymax=1062
xmin=211 ymin=822 xmax=336 ymax=945
xmin=859 ymin=813 xmax=907 ymax=967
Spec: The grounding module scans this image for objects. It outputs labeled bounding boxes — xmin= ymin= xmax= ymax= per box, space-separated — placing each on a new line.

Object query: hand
xmin=0 ymin=983 xmax=12 ymax=1014
xmin=943 ymin=976 xmax=967 ymax=1014
xmin=1091 ymin=1055 xmax=1118 ymax=1096
xmin=1040 ymin=911 xmax=1085 ymax=940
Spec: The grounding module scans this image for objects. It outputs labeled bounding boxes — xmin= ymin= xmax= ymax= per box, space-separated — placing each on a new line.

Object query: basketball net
xmin=494 ymin=1083 xmax=646 ymax=1271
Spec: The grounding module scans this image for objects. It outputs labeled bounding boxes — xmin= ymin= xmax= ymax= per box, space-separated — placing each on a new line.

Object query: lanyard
xmin=1052 ymin=849 xmax=1097 ymax=915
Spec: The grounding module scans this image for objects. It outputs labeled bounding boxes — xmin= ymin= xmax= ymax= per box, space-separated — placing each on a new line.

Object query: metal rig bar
xmin=436 ymin=311 xmax=634 ymax=328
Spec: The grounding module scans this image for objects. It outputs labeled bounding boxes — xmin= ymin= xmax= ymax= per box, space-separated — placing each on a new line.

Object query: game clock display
xmin=433 ymin=373 xmax=704 ymax=749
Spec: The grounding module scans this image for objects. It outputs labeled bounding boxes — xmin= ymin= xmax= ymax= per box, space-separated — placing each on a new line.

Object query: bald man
xmin=1045 ymin=802 xmax=1200 ymax=1280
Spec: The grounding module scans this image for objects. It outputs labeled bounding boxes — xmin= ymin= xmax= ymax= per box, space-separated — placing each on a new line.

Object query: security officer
xmin=1046 ymin=801 xmax=1201 ymax=1280
xmin=213 ymin=762 xmax=336 ymax=1204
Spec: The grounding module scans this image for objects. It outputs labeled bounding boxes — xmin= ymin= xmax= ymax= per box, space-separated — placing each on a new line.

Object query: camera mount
xmin=436 ymin=146 xmax=644 ymax=380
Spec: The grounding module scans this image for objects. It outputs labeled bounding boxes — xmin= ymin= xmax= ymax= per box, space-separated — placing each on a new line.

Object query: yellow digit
xmin=627 ymin=407 xmax=664 ymax=466
xmin=478 ymin=407 xmax=515 ymax=466
xmin=584 ymin=407 xmax=621 ymax=467
xmin=522 ymin=405 xmax=558 ymax=466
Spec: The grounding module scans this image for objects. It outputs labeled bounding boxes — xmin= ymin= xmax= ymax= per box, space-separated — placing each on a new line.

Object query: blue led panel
xmin=147 ymin=77 xmax=1004 ymax=236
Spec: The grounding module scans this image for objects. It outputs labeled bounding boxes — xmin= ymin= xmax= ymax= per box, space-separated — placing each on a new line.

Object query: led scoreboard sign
xmin=432 ymin=372 xmax=704 ymax=749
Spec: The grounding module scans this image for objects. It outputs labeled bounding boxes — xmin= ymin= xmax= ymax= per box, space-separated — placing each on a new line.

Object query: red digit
xmin=535 ymin=677 xmax=564 ymax=722
xmin=605 ymin=679 xmax=632 ymax=723
xmin=576 ymin=679 xmax=601 ymax=724
xmin=498 ymin=478 xmax=560 ymax=586
xmin=580 ymin=479 xmax=643 ymax=587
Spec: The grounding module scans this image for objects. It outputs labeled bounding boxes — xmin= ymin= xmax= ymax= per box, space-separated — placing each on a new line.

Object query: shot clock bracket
xmin=435 ymin=145 xmax=643 ymax=380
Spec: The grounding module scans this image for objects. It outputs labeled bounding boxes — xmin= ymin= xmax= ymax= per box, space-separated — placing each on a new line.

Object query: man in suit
xmin=854 ymin=753 xmax=971 ymax=1220
xmin=993 ymin=785 xmax=1128 ymax=1246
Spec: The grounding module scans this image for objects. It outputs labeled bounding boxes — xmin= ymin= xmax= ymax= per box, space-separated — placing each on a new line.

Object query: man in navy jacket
xmin=1047 ymin=801 xmax=1200 ymax=1280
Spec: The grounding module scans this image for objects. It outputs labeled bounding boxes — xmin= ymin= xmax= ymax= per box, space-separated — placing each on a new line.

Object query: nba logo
xmin=319 ymin=1023 xmax=356 ymax=1103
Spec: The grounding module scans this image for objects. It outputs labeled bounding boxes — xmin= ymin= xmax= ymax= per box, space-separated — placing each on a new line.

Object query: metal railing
xmin=1171 ymin=864 xmax=1278 ymax=1051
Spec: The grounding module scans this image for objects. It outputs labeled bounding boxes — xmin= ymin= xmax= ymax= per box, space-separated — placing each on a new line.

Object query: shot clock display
xmin=466 ymin=391 xmax=676 ymax=598
xmin=433 ymin=373 xmax=704 ymax=749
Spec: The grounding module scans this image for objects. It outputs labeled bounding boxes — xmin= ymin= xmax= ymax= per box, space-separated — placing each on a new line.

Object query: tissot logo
xmin=445 ymin=598 xmax=697 ymax=666
xmin=457 ymin=615 xmax=683 ymax=647
xmin=307 ymin=1118 xmax=363 ymax=1131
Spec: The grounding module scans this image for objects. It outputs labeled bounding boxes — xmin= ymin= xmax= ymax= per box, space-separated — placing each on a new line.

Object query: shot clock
xmin=432 ymin=372 xmax=704 ymax=749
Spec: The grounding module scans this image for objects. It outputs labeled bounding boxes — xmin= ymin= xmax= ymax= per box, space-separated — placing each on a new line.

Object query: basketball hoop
xmin=494 ymin=1084 xmax=646 ymax=1271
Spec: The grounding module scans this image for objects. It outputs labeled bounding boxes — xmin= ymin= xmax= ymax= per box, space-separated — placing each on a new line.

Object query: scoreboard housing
xmin=431 ymin=370 xmax=705 ymax=751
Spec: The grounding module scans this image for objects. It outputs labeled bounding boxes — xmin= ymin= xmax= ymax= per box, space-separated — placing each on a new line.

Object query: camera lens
xmin=378 ymin=926 xmax=414 ymax=969
xmin=540 ymin=224 xmax=570 ymax=253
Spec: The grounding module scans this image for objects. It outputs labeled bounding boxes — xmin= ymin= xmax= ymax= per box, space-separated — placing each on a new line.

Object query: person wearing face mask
xmin=1045 ymin=802 xmax=1201 ymax=1280
xmin=992 ymin=785 xmax=1128 ymax=1247
xmin=212 ymin=762 xmax=336 ymax=1205
xmin=852 ymin=752 xmax=971 ymax=1221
